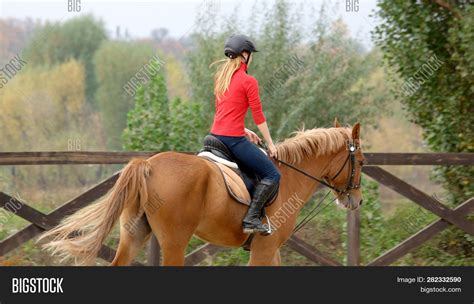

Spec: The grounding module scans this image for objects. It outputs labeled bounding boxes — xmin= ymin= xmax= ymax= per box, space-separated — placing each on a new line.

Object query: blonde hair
xmin=210 ymin=56 xmax=243 ymax=100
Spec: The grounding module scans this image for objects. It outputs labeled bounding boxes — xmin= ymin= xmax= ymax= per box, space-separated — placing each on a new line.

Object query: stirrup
xmin=242 ymin=216 xmax=273 ymax=236
xmin=243 ymin=226 xmax=271 ymax=236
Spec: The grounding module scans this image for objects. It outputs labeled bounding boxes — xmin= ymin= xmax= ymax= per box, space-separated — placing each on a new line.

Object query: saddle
xmin=197 ymin=135 xmax=277 ymax=206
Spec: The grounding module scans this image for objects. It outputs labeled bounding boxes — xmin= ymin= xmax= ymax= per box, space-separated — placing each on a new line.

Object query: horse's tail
xmin=39 ymin=158 xmax=152 ymax=265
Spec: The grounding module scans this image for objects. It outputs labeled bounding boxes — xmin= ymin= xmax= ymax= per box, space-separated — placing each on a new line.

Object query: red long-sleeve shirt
xmin=210 ymin=62 xmax=266 ymax=136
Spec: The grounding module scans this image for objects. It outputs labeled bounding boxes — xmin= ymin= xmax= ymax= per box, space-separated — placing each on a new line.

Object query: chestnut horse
xmin=40 ymin=120 xmax=365 ymax=266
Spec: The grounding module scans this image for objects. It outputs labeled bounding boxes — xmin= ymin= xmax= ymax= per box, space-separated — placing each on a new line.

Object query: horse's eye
xmin=359 ymin=160 xmax=365 ymax=166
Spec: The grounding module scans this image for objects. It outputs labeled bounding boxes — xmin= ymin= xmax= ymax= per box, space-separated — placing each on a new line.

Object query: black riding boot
xmin=242 ymin=179 xmax=279 ymax=235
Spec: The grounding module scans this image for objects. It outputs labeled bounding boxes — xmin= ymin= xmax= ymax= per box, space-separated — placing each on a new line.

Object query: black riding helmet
xmin=224 ymin=34 xmax=258 ymax=63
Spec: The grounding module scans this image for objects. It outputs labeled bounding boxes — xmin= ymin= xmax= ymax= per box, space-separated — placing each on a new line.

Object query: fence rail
xmin=1 ymin=151 xmax=473 ymax=266
xmin=1 ymin=152 xmax=473 ymax=165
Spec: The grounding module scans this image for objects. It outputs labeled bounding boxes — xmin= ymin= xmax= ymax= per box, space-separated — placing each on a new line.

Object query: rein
xmin=258 ymin=141 xmax=360 ymax=195
xmin=258 ymin=141 xmax=361 ymax=233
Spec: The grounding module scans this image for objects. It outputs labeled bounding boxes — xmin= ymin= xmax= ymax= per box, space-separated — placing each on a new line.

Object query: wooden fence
xmin=0 ymin=152 xmax=473 ymax=266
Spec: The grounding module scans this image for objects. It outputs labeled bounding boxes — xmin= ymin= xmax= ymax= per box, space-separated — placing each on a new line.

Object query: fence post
xmin=347 ymin=209 xmax=360 ymax=266
xmin=147 ymin=235 xmax=161 ymax=266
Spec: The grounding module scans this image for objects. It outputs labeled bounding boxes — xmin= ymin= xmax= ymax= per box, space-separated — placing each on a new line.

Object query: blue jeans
xmin=211 ymin=134 xmax=281 ymax=184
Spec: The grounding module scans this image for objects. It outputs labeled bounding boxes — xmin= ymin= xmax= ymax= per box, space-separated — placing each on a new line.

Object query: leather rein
xmin=258 ymin=141 xmax=362 ymax=233
xmin=260 ymin=141 xmax=361 ymax=196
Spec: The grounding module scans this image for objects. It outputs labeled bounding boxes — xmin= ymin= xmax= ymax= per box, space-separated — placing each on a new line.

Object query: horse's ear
xmin=334 ymin=117 xmax=342 ymax=128
xmin=352 ymin=122 xmax=361 ymax=140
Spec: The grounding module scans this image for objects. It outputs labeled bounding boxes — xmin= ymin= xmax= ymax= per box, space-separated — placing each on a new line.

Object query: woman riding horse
xmin=210 ymin=34 xmax=281 ymax=235
xmin=39 ymin=37 xmax=365 ymax=266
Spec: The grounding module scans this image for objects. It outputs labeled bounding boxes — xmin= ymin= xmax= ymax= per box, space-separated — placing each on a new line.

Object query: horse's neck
xmin=278 ymin=153 xmax=333 ymax=208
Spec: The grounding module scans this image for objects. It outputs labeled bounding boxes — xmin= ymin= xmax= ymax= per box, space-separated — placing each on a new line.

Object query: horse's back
xmin=148 ymin=151 xmax=210 ymax=172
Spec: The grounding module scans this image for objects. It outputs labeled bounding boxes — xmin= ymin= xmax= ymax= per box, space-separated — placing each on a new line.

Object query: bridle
xmin=322 ymin=141 xmax=361 ymax=196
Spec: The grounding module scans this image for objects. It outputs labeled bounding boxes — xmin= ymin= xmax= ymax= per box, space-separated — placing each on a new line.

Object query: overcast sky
xmin=0 ymin=0 xmax=380 ymax=48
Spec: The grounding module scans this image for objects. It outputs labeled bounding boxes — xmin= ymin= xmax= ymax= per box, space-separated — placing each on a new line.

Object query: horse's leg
xmin=160 ymin=241 xmax=188 ymax=266
xmin=271 ymin=248 xmax=282 ymax=266
xmin=248 ymin=248 xmax=278 ymax=266
xmin=146 ymin=214 xmax=197 ymax=266
xmin=145 ymin=192 xmax=202 ymax=266
xmin=111 ymin=213 xmax=151 ymax=266
xmin=248 ymin=236 xmax=280 ymax=266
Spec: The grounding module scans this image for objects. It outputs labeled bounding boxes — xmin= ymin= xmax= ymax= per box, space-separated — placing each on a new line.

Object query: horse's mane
xmin=276 ymin=127 xmax=352 ymax=164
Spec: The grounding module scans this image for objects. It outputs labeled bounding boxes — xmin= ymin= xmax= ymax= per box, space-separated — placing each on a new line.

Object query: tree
xmin=259 ymin=17 xmax=387 ymax=138
xmin=374 ymin=0 xmax=474 ymax=266
xmin=123 ymin=70 xmax=205 ymax=152
xmin=0 ymin=59 xmax=106 ymax=190
xmin=22 ymin=15 xmax=107 ymax=107
xmin=0 ymin=60 xmax=88 ymax=149
xmin=123 ymin=72 xmax=171 ymax=151
xmin=94 ymin=41 xmax=156 ymax=149
xmin=0 ymin=18 xmax=38 ymax=66
xmin=168 ymin=97 xmax=206 ymax=151
xmin=374 ymin=1 xmax=473 ymax=203
xmin=163 ymin=54 xmax=191 ymax=101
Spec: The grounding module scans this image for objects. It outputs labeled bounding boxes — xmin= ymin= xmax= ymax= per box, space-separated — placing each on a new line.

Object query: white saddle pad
xmin=197 ymin=151 xmax=239 ymax=169
xmin=197 ymin=146 xmax=268 ymax=168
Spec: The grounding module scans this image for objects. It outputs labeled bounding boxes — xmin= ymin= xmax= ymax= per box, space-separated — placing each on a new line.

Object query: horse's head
xmin=326 ymin=119 xmax=365 ymax=210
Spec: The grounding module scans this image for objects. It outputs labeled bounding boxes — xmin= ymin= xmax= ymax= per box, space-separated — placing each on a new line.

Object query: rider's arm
xmin=244 ymin=76 xmax=266 ymax=126
xmin=256 ymin=122 xmax=274 ymax=146
xmin=244 ymin=76 xmax=277 ymax=158
xmin=257 ymin=122 xmax=278 ymax=158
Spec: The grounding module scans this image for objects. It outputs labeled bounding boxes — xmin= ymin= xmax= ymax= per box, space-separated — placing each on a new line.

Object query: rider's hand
xmin=268 ymin=143 xmax=278 ymax=159
xmin=244 ymin=128 xmax=262 ymax=144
